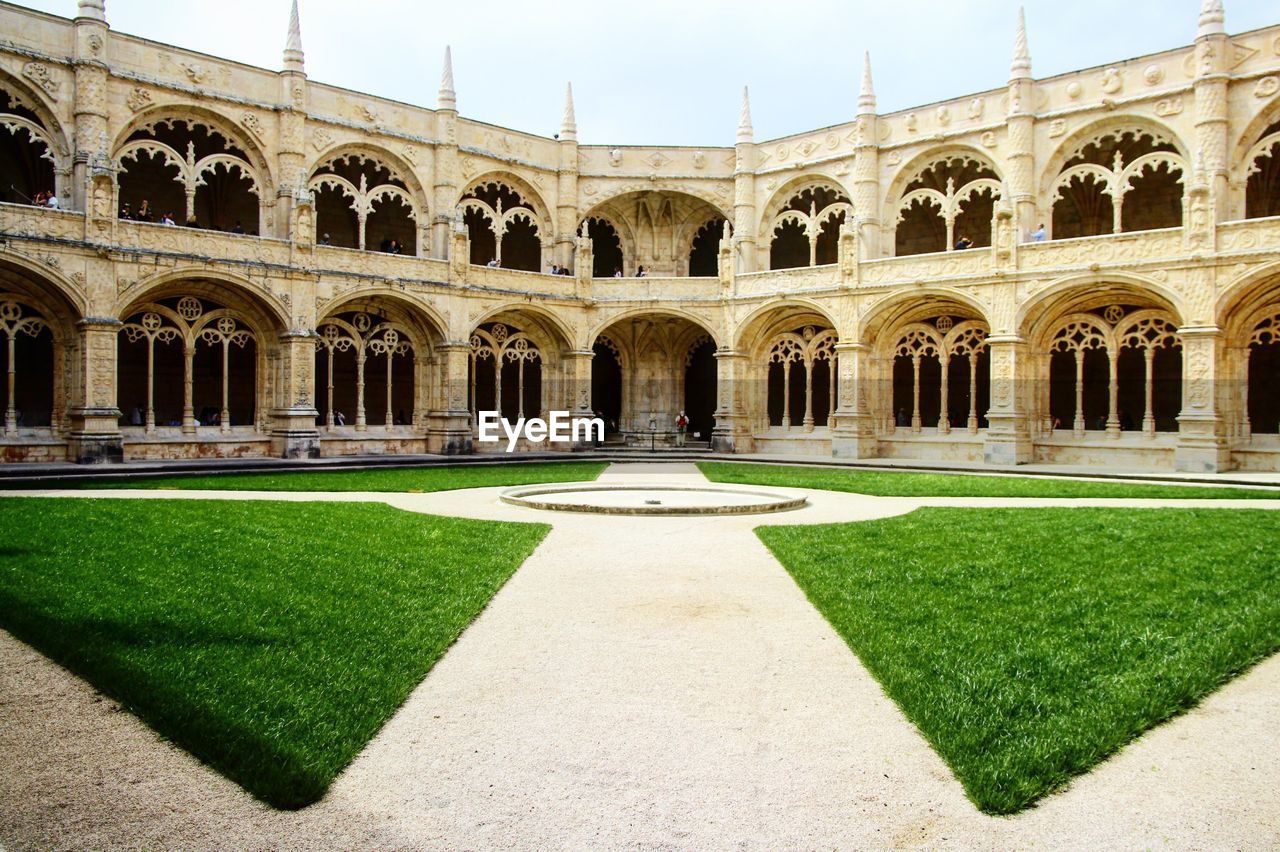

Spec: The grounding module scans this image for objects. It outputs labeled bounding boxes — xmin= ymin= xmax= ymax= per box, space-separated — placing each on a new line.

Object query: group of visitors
xmin=953 ymin=223 xmax=1049 ymax=251
xmin=31 ymin=190 xmax=59 ymax=209
xmin=547 ymin=264 xmax=573 ymax=275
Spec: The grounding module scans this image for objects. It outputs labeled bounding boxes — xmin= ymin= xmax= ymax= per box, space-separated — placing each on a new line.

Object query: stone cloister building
xmin=1 ymin=0 xmax=1279 ymax=471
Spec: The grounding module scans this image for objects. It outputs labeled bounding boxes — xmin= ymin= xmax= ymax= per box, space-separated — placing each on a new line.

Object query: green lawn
xmin=77 ymin=461 xmax=607 ymax=492
xmin=756 ymin=508 xmax=1280 ymax=814
xmin=0 ymin=497 xmax=549 ymax=808
xmin=699 ymin=461 xmax=1280 ymax=499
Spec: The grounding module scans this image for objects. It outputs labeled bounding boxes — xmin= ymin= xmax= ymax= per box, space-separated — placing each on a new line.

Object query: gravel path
xmin=1 ymin=463 xmax=1278 ymax=849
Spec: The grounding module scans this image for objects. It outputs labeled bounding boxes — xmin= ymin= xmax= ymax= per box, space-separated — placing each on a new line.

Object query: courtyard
xmin=1 ymin=459 xmax=1278 ymax=848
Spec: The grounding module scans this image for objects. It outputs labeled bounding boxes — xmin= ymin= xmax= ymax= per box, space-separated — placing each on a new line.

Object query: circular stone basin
xmin=499 ymin=484 xmax=807 ymax=516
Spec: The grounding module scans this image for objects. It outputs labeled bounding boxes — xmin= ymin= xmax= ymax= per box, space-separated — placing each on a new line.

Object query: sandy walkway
xmin=1 ymin=463 xmax=1278 ymax=849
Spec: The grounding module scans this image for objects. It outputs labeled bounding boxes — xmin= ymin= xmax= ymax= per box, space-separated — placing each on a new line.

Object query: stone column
xmin=562 ymin=348 xmax=596 ymax=449
xmin=277 ymin=75 xmax=308 ymax=242
xmin=66 ymin=317 xmax=123 ymax=463
xmin=1193 ymin=5 xmax=1231 ymax=220
xmin=1175 ymin=325 xmax=1230 ymax=472
xmin=432 ymin=49 xmax=460 ymax=260
xmin=556 ymin=85 xmax=580 ymax=271
xmin=71 ymin=1 xmax=110 ymax=216
xmin=269 ymin=330 xmax=321 ymax=458
xmin=428 ymin=342 xmax=473 ymax=454
xmin=711 ymin=348 xmax=753 ymax=453
xmin=1007 ymin=7 xmax=1038 ymax=235
xmin=733 ymin=88 xmax=758 ymax=273
xmin=983 ymin=334 xmax=1033 ymax=465
xmin=853 ymin=53 xmax=882 ymax=258
xmin=830 ymin=341 xmax=878 ymax=458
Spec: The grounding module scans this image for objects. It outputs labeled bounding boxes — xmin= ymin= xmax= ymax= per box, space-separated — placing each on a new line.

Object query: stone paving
xmin=1 ymin=463 xmax=1278 ymax=849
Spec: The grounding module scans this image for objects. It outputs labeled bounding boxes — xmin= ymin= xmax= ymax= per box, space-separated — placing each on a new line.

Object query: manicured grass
xmin=79 ymin=461 xmax=607 ymax=492
xmin=756 ymin=508 xmax=1280 ymax=814
xmin=0 ymin=497 xmax=549 ymax=808
xmin=699 ymin=461 xmax=1280 ymax=499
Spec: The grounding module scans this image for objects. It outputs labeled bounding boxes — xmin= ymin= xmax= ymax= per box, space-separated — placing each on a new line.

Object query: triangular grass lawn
xmin=0 ymin=497 xmax=549 ymax=809
xmin=71 ymin=461 xmax=608 ymax=492
xmin=698 ymin=460 xmax=1280 ymax=499
xmin=756 ymin=507 xmax=1280 ymax=814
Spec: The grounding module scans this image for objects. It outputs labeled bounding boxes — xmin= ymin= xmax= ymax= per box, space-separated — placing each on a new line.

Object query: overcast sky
xmin=17 ymin=0 xmax=1278 ymax=146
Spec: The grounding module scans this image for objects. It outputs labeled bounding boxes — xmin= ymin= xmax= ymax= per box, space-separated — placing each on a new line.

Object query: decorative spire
xmin=76 ymin=0 xmax=106 ymax=22
xmin=438 ymin=46 xmax=457 ymax=111
xmin=737 ymin=86 xmax=753 ymax=144
xmin=282 ymin=0 xmax=304 ymax=73
xmin=858 ymin=52 xmax=876 ymax=115
xmin=1010 ymin=6 xmax=1032 ymax=80
xmin=1198 ymin=0 xmax=1225 ymax=38
xmin=560 ymin=82 xmax=577 ymax=141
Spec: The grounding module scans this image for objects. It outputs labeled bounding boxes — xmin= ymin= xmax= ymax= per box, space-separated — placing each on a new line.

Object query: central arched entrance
xmin=591 ymin=313 xmax=718 ymax=446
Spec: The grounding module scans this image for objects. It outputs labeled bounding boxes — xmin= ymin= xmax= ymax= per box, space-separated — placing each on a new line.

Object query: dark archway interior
xmin=0 ymin=90 xmax=54 ymax=206
xmin=688 ymin=219 xmax=724 ymax=277
xmin=896 ymin=156 xmax=998 ymax=256
xmin=891 ymin=355 xmax=943 ymax=425
xmin=770 ymin=219 xmax=808 ymax=270
xmin=945 ymin=351 xmax=991 ymax=427
xmin=499 ymin=356 xmax=542 ymax=418
xmin=313 ymin=155 xmax=416 ymax=252
xmin=1 ymin=324 xmax=54 ymax=427
xmin=586 ymin=218 xmax=624 ymax=277
xmin=770 ymin=186 xmax=850 ymax=270
xmin=1048 ymin=348 xmax=1110 ymax=430
xmin=118 ymin=120 xmax=259 ymax=232
xmin=1053 ymin=131 xmax=1182 ymax=238
xmin=591 ymin=341 xmax=622 ymax=434
xmin=1246 ymin=120 xmax=1280 ymax=220
xmin=501 ymin=217 xmax=542 ymax=272
xmin=1249 ymin=341 xmax=1280 ymax=432
xmin=463 ymin=182 xmax=541 ymax=271
xmin=684 ymin=338 xmax=717 ymax=440
xmin=117 ymin=297 xmax=258 ymax=427
xmin=1116 ymin=346 xmax=1181 ymax=431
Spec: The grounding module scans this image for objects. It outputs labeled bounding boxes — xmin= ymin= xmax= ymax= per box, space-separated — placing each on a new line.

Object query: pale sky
xmin=15 ymin=0 xmax=1278 ymax=146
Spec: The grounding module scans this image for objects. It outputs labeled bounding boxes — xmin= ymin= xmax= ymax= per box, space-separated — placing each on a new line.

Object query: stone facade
xmin=1 ymin=0 xmax=1279 ymax=471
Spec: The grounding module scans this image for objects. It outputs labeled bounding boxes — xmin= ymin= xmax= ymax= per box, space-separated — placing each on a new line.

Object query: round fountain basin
xmin=499 ymin=484 xmax=807 ymax=516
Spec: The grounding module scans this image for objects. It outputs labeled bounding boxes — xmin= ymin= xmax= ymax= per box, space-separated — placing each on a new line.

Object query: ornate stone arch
xmin=1038 ymin=116 xmax=1189 ymax=203
xmin=458 ymin=171 xmax=554 ymax=233
xmin=308 ymin=143 xmax=429 ymax=216
xmin=113 ymin=104 xmax=275 ymax=191
xmin=0 ymin=68 xmax=73 ymax=181
xmin=114 ymin=267 xmax=290 ymax=333
xmin=883 ymin=145 xmax=1004 ymax=215
xmin=589 ymin=307 xmax=721 ymax=352
xmin=1230 ymin=94 xmax=1280 ymax=180
xmin=859 ymin=288 xmax=993 ymax=348
xmin=732 ymin=298 xmax=841 ymax=356
xmin=0 ymin=252 xmax=86 ymax=323
xmin=317 ymin=291 xmax=446 ymax=354
xmin=1017 ymin=274 xmax=1184 ymax=341
xmin=758 ymin=173 xmax=854 ymax=238
xmin=470 ymin=302 xmax=575 ymax=354
xmin=585 ymin=182 xmax=732 ymax=221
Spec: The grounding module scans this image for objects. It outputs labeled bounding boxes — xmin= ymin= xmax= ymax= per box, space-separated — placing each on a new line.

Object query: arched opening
xmin=592 ymin=337 xmax=622 ymax=437
xmin=1247 ymin=310 xmax=1280 ymax=433
xmin=470 ymin=322 xmax=542 ymax=422
xmin=461 ymin=181 xmax=542 ymax=271
xmin=688 ymin=219 xmax=725 ymax=277
xmin=1051 ymin=128 xmax=1184 ymax=239
xmin=592 ymin=314 xmax=717 ymax=443
xmin=1041 ymin=303 xmax=1181 ymax=437
xmin=584 ymin=190 xmax=728 ymax=277
xmin=311 ymin=152 xmax=418 ymax=253
xmin=1245 ymin=119 xmax=1280 ymax=220
xmin=0 ymin=88 xmax=56 ymax=207
xmin=767 ymin=185 xmax=852 ymax=270
xmin=0 ymin=297 xmax=55 ymax=432
xmin=765 ymin=326 xmax=837 ymax=431
xmin=314 ymin=309 xmax=417 ymax=430
xmin=684 ymin=336 xmax=717 ymax=442
xmin=117 ymin=295 xmax=260 ymax=433
xmin=117 ymin=118 xmax=260 ymax=231
xmin=585 ymin=217 xmax=624 ymax=277
xmin=895 ymin=154 xmax=1000 ymax=256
